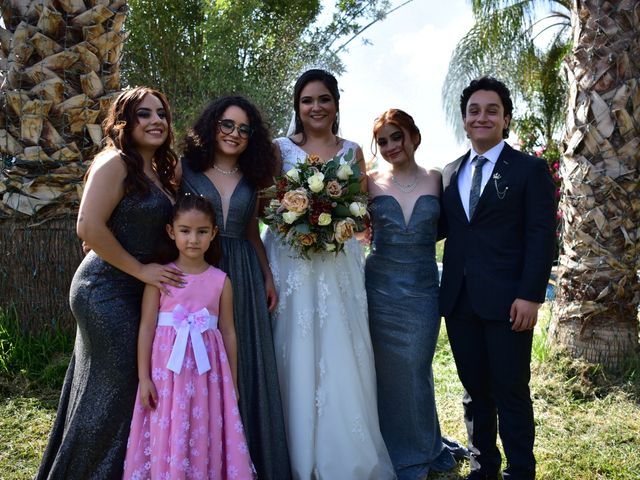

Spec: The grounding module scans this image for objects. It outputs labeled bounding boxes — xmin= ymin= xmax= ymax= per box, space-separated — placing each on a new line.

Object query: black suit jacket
xmin=439 ymin=143 xmax=557 ymax=321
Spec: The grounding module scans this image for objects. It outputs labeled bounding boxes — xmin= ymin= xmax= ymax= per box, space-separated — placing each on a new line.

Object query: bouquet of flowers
xmin=262 ymin=149 xmax=368 ymax=258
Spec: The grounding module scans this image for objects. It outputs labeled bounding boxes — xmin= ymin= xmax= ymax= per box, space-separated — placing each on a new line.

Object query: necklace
xmin=213 ymin=163 xmax=239 ymax=175
xmin=391 ymin=172 xmax=418 ymax=193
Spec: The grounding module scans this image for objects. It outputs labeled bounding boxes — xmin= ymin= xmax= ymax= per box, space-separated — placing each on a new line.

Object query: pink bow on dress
xmin=165 ymin=304 xmax=213 ymax=375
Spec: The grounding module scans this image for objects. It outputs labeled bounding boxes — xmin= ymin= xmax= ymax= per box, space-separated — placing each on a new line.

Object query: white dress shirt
xmin=458 ymin=141 xmax=505 ymax=220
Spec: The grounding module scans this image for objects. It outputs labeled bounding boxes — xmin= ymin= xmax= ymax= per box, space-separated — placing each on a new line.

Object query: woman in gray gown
xmin=180 ymin=96 xmax=291 ymax=480
xmin=366 ymin=109 xmax=463 ymax=480
xmin=37 ymin=87 xmax=183 ymax=479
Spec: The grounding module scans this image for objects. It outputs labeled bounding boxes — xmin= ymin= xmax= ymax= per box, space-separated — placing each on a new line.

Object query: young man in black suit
xmin=439 ymin=77 xmax=556 ymax=480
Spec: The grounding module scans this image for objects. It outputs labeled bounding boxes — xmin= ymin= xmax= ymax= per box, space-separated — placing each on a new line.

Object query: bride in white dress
xmin=263 ymin=69 xmax=395 ymax=480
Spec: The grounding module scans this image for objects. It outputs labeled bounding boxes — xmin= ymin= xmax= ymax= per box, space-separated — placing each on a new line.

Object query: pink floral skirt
xmin=123 ymin=326 xmax=255 ymax=479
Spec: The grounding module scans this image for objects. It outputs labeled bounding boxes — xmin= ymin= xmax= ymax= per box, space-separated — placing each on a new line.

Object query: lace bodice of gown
xmin=181 ymin=161 xmax=256 ymax=239
xmin=275 ymin=136 xmax=359 ymax=173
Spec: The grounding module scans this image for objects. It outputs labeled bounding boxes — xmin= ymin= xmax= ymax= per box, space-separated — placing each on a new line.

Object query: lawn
xmin=1 ymin=305 xmax=639 ymax=479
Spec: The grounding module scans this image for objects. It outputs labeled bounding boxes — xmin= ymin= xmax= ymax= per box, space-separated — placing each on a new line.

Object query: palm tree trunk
xmin=550 ymin=0 xmax=640 ymax=368
xmin=0 ymin=1 xmax=128 ymax=332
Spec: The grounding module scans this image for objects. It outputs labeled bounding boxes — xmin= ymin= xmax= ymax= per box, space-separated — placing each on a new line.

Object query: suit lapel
xmin=447 ymin=152 xmax=470 ymax=222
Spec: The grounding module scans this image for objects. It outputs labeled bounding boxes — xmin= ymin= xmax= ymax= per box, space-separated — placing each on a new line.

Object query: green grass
xmin=1 ymin=305 xmax=639 ymax=479
xmin=436 ymin=239 xmax=444 ymax=263
xmin=429 ymin=304 xmax=640 ymax=480
xmin=0 ymin=376 xmax=60 ymax=479
xmin=0 ymin=307 xmax=69 ymax=479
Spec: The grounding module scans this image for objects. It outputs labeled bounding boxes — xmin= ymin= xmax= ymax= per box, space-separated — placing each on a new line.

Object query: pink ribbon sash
xmin=157 ymin=304 xmax=218 ymax=375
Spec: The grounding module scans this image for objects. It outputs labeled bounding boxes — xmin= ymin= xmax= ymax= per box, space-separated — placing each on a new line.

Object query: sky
xmin=332 ymin=0 xmax=474 ymax=169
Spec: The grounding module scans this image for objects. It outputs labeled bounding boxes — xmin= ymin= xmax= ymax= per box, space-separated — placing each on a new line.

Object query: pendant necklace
xmin=391 ymin=170 xmax=418 ymax=193
xmin=213 ymin=163 xmax=239 ymax=175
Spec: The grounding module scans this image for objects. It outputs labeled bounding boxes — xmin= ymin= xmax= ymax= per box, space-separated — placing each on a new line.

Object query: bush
xmin=0 ymin=307 xmax=73 ymax=389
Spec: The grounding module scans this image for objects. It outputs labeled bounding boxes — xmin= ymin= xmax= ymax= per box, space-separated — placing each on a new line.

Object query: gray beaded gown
xmin=181 ymin=162 xmax=291 ymax=480
xmin=365 ymin=195 xmax=457 ymax=480
xmin=36 ymin=183 xmax=172 ymax=480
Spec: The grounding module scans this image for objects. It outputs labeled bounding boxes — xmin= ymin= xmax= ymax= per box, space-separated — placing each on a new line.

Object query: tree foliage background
xmin=442 ymin=0 xmax=571 ymax=145
xmin=123 ymin=0 xmax=393 ymax=137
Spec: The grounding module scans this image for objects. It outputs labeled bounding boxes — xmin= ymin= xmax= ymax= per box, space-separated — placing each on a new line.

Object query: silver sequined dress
xmin=365 ymin=195 xmax=458 ymax=479
xmin=36 ymin=182 xmax=172 ymax=480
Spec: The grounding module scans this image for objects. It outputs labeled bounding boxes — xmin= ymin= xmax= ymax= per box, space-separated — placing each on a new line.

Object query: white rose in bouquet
xmin=317 ymin=212 xmax=332 ymax=226
xmin=307 ymin=172 xmax=325 ymax=193
xmin=282 ymin=211 xmax=301 ymax=224
xmin=349 ymin=202 xmax=367 ymax=218
xmin=285 ymin=168 xmax=300 ymax=182
xmin=336 ymin=164 xmax=353 ymax=180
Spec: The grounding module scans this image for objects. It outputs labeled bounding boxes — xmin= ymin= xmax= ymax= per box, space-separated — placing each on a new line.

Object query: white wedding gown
xmin=263 ymin=137 xmax=395 ymax=480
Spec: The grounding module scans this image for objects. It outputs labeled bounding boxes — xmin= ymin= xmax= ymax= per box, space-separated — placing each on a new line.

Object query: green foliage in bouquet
xmin=263 ymin=148 xmax=368 ymax=259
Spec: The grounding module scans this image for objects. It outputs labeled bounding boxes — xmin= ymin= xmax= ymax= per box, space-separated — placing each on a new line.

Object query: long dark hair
xmin=371 ymin=108 xmax=422 ymax=158
xmin=181 ymin=96 xmax=275 ymax=189
xmin=92 ymin=86 xmax=179 ymax=196
xmin=154 ymin=194 xmax=222 ymax=266
xmin=292 ymin=69 xmax=340 ymax=145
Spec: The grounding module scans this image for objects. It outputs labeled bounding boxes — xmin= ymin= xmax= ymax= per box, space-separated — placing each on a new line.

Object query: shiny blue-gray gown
xmin=37 ymin=184 xmax=172 ymax=480
xmin=365 ymin=195 xmax=457 ymax=480
xmin=181 ymin=163 xmax=291 ymax=480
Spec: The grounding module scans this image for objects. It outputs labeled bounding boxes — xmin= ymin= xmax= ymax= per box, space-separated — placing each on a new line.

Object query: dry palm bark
xmin=0 ymin=0 xmax=128 ymax=331
xmin=550 ymin=0 xmax=640 ymax=368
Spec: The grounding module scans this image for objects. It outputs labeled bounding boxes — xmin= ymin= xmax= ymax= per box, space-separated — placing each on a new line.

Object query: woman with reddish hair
xmin=366 ymin=109 xmax=464 ymax=480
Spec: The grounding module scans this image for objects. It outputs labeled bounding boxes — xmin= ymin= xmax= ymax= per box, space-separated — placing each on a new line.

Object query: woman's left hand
xmin=264 ymin=276 xmax=278 ymax=313
xmin=138 ymin=263 xmax=185 ymax=294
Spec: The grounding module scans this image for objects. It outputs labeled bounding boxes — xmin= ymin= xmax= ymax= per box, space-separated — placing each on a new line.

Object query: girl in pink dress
xmin=123 ymin=194 xmax=255 ymax=480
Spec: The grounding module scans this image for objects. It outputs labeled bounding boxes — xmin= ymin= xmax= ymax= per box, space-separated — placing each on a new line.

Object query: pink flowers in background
xmin=262 ymin=149 xmax=368 ymax=258
xmin=534 ymin=146 xmax=561 ymax=200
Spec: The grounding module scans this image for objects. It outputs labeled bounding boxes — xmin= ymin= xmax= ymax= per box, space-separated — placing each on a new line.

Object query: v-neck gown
xmin=365 ymin=195 xmax=457 ymax=480
xmin=262 ymin=137 xmax=395 ymax=480
xmin=181 ymin=161 xmax=291 ymax=480
xmin=37 ymin=183 xmax=173 ymax=480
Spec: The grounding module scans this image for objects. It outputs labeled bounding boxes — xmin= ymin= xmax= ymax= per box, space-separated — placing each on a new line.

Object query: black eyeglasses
xmin=218 ymin=119 xmax=253 ymax=139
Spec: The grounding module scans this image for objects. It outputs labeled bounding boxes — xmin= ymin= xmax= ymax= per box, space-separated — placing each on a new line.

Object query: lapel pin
xmin=493 ymin=173 xmax=508 ymax=199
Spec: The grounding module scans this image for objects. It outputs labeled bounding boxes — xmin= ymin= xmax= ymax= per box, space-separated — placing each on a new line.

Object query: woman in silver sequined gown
xmin=180 ymin=96 xmax=291 ymax=480
xmin=366 ymin=109 xmax=463 ymax=480
xmin=37 ymin=88 xmax=181 ymax=480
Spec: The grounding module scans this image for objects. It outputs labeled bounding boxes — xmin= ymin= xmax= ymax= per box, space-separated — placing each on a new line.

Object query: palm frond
xmin=444 ymin=0 xmax=571 ymax=142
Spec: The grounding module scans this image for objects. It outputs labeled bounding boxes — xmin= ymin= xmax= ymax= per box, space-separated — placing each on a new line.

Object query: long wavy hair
xmin=181 ymin=96 xmax=275 ymax=189
xmin=371 ymin=108 xmax=422 ymax=159
xmin=92 ymin=86 xmax=179 ymax=196
xmin=153 ymin=194 xmax=222 ymax=267
xmin=291 ymin=69 xmax=340 ymax=146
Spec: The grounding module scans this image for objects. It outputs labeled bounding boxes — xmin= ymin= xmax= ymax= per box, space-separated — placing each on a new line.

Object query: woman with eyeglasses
xmin=180 ymin=96 xmax=291 ymax=480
